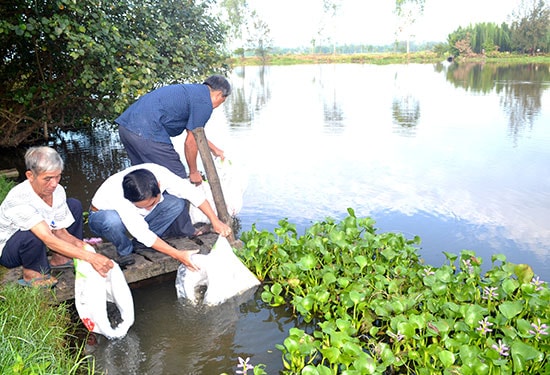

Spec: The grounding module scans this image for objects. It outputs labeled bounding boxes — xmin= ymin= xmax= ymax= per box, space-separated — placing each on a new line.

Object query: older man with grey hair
xmin=0 ymin=146 xmax=113 ymax=287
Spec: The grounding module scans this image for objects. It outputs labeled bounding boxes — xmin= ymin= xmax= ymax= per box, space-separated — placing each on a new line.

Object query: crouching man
xmin=87 ymin=163 xmax=232 ymax=269
xmin=0 ymin=146 xmax=114 ymax=288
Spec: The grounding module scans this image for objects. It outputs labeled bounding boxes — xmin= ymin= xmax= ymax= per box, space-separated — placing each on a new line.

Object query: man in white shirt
xmin=0 ymin=146 xmax=114 ymax=288
xmin=88 ymin=163 xmax=232 ymax=268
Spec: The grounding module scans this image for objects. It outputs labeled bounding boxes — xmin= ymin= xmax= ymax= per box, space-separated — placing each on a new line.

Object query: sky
xmin=245 ymin=0 xmax=523 ymax=48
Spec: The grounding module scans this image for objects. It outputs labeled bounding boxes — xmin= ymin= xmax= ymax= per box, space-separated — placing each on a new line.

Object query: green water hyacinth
xmin=239 ymin=208 xmax=550 ymax=374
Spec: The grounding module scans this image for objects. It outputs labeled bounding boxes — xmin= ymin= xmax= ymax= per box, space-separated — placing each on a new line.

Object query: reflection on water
xmin=3 ymin=62 xmax=548 ymax=372
xmin=89 ymin=283 xmax=293 ymax=374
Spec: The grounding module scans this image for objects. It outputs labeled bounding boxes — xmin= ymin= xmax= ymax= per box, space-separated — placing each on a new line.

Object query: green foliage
xmin=0 ymin=176 xmax=16 ymax=203
xmin=239 ymin=209 xmax=550 ymax=374
xmin=510 ymin=0 xmax=550 ymax=54
xmin=0 ymin=283 xmax=95 ymax=374
xmin=0 ymin=0 xmax=230 ymax=147
xmin=447 ymin=0 xmax=549 ymax=58
xmin=447 ymin=23 xmax=513 ymax=57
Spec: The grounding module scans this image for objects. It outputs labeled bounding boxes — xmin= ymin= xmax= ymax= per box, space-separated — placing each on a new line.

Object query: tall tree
xmin=394 ymin=0 xmax=425 ymax=55
xmin=321 ymin=0 xmax=341 ymax=54
xmin=510 ymin=0 xmax=550 ymax=54
xmin=0 ymin=0 xmax=229 ymax=147
xmin=246 ymin=10 xmax=272 ymax=63
xmin=219 ymin=0 xmax=249 ymax=55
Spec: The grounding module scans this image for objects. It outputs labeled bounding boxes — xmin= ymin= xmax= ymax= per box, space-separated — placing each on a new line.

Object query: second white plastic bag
xmin=175 ymin=236 xmax=260 ymax=306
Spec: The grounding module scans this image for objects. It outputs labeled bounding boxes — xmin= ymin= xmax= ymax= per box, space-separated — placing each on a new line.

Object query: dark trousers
xmin=119 ymin=126 xmax=196 ymax=236
xmin=0 ymin=198 xmax=83 ymax=274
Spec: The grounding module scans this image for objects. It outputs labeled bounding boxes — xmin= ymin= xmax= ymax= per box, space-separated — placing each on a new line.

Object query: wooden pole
xmin=191 ymin=127 xmax=236 ymax=243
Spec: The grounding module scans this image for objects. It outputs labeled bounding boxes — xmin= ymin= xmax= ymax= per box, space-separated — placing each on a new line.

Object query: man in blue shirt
xmin=116 ymin=75 xmax=231 ymax=237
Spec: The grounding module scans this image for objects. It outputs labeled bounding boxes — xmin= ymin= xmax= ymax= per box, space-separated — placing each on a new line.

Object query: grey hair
xmin=25 ymin=146 xmax=64 ymax=175
xmin=203 ymin=75 xmax=232 ymax=97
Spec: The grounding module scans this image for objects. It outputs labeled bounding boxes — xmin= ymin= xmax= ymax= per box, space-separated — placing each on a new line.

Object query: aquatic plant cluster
xmin=239 ymin=208 xmax=550 ymax=374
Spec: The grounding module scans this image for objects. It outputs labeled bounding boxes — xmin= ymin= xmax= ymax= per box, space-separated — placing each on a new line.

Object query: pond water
xmin=3 ymin=62 xmax=549 ymax=374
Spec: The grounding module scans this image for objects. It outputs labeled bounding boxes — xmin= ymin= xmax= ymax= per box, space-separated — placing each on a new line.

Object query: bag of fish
xmin=175 ymin=236 xmax=259 ymax=306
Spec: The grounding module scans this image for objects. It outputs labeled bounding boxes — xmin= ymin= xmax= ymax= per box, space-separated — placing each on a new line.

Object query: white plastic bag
xmin=175 ymin=236 xmax=260 ymax=306
xmin=74 ymin=245 xmax=135 ymax=339
xmin=189 ymin=157 xmax=247 ymax=224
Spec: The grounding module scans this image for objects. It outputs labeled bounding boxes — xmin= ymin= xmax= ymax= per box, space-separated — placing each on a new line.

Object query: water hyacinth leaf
xmin=511 ymin=341 xmax=543 ymax=362
xmin=397 ymin=321 xmax=415 ymax=338
xmin=502 ymin=278 xmax=519 ymax=295
xmin=315 ymin=290 xmax=331 ymax=304
xmin=460 ymin=304 xmax=487 ymax=327
xmin=438 ymin=350 xmax=456 ymax=368
xmin=302 ymin=365 xmax=332 ymax=375
xmin=335 ymin=318 xmax=355 ymax=334
xmin=349 ymin=290 xmax=365 ymax=305
xmin=342 ymin=341 xmax=365 ymax=358
xmin=390 ymin=299 xmax=405 ymax=314
xmin=443 ymin=251 xmax=458 ymax=263
xmin=300 ymin=295 xmax=315 ymax=312
xmin=459 ymin=344 xmax=481 ymax=363
xmin=322 ymin=271 xmax=337 ymax=285
xmin=354 ymin=255 xmax=368 ymax=270
xmin=472 ymin=360 xmax=490 ymax=375
xmin=337 ymin=277 xmax=351 ymax=288
xmin=377 ymin=342 xmax=396 ymax=363
xmin=320 ymin=347 xmax=341 ymax=363
xmin=500 ymin=325 xmax=518 ymax=340
xmin=498 ymin=301 xmax=524 ymax=320
xmin=408 ymin=313 xmax=426 ymax=330
xmin=328 ymin=230 xmax=347 ymax=247
xmin=435 ymin=267 xmax=453 ymax=283
xmin=515 ymin=319 xmax=532 ymax=336
xmin=298 ymin=254 xmax=317 ymax=271
xmin=381 ymin=247 xmax=397 ymax=260
xmin=352 ymin=356 xmax=377 ymax=374
xmin=431 ymin=281 xmax=448 ymax=296
xmin=514 ymin=264 xmax=535 ymax=284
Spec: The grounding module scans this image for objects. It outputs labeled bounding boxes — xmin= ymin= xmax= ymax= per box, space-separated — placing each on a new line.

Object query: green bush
xmin=239 ymin=208 xmax=550 ymax=374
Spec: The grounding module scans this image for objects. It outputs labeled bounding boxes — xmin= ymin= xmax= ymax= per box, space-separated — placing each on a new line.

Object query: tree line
xmin=447 ymin=0 xmax=549 ymax=57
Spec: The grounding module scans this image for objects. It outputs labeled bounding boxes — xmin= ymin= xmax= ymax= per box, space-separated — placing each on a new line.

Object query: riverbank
xmin=228 ymin=51 xmax=550 ymax=66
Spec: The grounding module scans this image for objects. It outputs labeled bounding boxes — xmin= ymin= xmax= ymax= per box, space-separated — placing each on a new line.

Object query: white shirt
xmin=90 ymin=163 xmax=206 ymax=247
xmin=0 ymin=180 xmax=74 ymax=255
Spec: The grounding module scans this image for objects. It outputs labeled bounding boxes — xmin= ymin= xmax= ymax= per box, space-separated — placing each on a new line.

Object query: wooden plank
xmin=0 ymin=233 xmax=223 ymax=303
xmin=0 ymin=168 xmax=19 ymax=179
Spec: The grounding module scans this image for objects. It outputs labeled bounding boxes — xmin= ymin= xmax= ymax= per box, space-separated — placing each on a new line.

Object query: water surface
xmin=29 ymin=62 xmax=550 ymax=373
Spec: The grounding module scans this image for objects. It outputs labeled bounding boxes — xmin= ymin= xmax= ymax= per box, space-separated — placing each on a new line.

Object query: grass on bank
xmin=229 ymin=51 xmax=550 ymax=66
xmin=0 ymin=283 xmax=95 ymax=374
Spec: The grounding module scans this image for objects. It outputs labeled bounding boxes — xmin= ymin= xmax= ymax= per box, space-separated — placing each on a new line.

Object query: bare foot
xmin=50 ymin=253 xmax=72 ymax=267
xmin=20 ymin=269 xmax=58 ymax=287
xmin=22 ymin=268 xmax=48 ymax=281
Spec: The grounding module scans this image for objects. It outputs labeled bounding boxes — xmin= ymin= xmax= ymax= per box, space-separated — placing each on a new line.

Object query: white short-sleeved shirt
xmin=0 ymin=180 xmax=75 ymax=255
xmin=90 ymin=163 xmax=206 ymax=247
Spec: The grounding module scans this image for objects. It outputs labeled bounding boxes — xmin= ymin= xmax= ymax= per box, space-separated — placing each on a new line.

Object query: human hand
xmin=176 ymin=249 xmax=201 ymax=271
xmin=189 ymin=171 xmax=203 ymax=186
xmin=212 ymin=220 xmax=232 ymax=237
xmin=90 ymin=253 xmax=114 ymax=277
